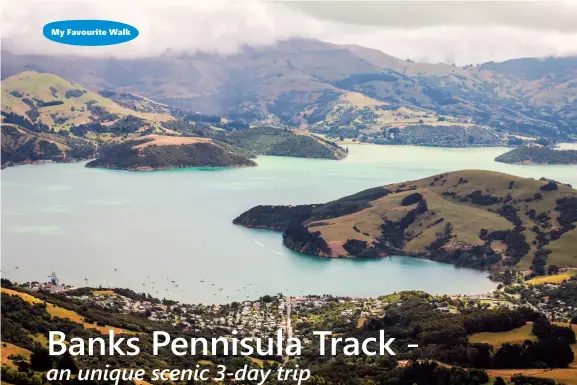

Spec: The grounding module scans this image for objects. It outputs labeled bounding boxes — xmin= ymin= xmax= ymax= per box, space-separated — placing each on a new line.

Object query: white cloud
xmin=1 ymin=0 xmax=576 ymax=64
xmin=322 ymin=25 xmax=577 ymax=64
xmin=282 ymin=0 xmax=577 ymax=32
xmin=0 ymin=0 xmax=321 ymax=57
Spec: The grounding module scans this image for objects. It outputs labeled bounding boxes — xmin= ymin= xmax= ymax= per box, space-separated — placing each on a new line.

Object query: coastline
xmin=1 ymin=156 xmax=95 ymax=170
xmin=84 ymin=161 xmax=258 ymax=171
xmin=236 ymin=221 xmax=505 ymax=276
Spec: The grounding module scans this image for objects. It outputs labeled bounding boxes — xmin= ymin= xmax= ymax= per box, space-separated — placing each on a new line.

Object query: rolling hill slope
xmin=1 ymin=71 xmax=178 ymax=167
xmin=3 ymin=40 xmax=576 ymax=143
xmin=85 ymin=135 xmax=257 ymax=170
xmin=217 ymin=126 xmax=348 ymax=160
xmin=1 ymin=71 xmax=173 ymax=132
xmin=1 ymin=70 xmax=348 ymax=168
xmin=234 ymin=170 xmax=577 ymax=272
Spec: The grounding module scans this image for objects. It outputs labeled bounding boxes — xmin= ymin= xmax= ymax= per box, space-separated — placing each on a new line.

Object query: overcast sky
xmin=1 ymin=0 xmax=576 ymax=64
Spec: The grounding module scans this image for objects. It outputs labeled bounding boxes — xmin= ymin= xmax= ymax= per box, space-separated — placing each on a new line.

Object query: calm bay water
xmin=2 ymin=144 xmax=576 ymax=303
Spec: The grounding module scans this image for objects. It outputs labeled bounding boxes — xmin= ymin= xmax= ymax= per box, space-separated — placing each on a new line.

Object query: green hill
xmin=1 ymin=123 xmax=96 ymax=168
xmin=85 ymin=135 xmax=256 ymax=170
xmin=495 ymin=146 xmax=577 ymax=165
xmin=1 ymin=71 xmax=179 ymax=167
xmin=218 ymin=127 xmax=348 ymax=160
xmin=1 ymin=71 xmax=174 ymax=132
xmin=234 ymin=170 xmax=577 ymax=272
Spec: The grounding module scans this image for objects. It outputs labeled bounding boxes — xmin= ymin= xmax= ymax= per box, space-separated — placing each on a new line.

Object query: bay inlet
xmin=2 ymin=144 xmax=576 ymax=303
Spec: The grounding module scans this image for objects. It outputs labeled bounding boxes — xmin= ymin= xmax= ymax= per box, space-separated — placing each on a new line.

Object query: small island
xmin=85 ymin=135 xmax=256 ymax=171
xmin=495 ymin=145 xmax=577 ymax=165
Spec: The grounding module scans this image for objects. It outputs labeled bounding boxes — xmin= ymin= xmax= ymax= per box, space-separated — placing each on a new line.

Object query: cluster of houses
xmin=67 ymin=290 xmax=396 ymax=339
xmin=518 ymin=283 xmax=577 ymax=323
xmin=72 ymin=291 xmax=289 ymax=336
xmin=27 ymin=272 xmax=76 ymax=293
xmin=57 ymin=274 xmax=576 ymax=340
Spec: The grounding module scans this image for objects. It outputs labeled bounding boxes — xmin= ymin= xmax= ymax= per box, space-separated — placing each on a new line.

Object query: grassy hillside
xmin=1 ymin=288 xmax=129 ymax=334
xmin=234 ymin=170 xmax=577 ymax=271
xmin=85 ymin=135 xmax=256 ymax=170
xmin=495 ymin=145 xmax=577 ymax=165
xmin=470 ymin=323 xmax=537 ymax=346
xmin=0 ymin=71 xmax=179 ymax=167
xmin=470 ymin=320 xmax=577 ymax=385
xmin=303 ymin=91 xmax=505 ymax=147
xmin=1 ymin=71 xmax=173 ymax=132
xmin=218 ymin=126 xmax=347 ymax=160
xmin=1 ymin=71 xmax=350 ymax=167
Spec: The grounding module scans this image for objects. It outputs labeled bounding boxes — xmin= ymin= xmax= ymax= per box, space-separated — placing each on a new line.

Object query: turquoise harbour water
xmin=2 ymin=144 xmax=576 ymax=303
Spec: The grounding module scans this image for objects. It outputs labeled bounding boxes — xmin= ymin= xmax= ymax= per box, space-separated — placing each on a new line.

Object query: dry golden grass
xmin=1 ymin=71 xmax=173 ymax=131
xmin=92 ymin=290 xmax=119 ymax=296
xmin=30 ymin=333 xmax=49 ymax=347
xmin=46 ymin=305 xmax=129 ymax=335
xmin=487 ymin=368 xmax=577 ymax=385
xmin=131 ymin=135 xmax=211 ymax=150
xmin=1 ymin=288 xmax=43 ymax=304
xmin=308 ymin=190 xmax=413 ymax=245
xmin=309 ymin=181 xmax=511 ymax=256
xmin=472 ymin=323 xmax=577 ymax=382
xmin=247 ymin=356 xmax=277 ymax=368
xmin=406 ymin=190 xmax=511 ymax=252
xmin=1 ymin=288 xmax=132 ymax=335
xmin=341 ymin=91 xmax=385 ymax=107
xmin=1 ymin=342 xmax=32 ymax=367
xmin=527 ymin=271 xmax=577 ymax=285
xmin=248 ymin=357 xmax=265 ymax=368
xmin=134 ymin=380 xmax=154 ymax=385
xmin=312 ymin=91 xmax=458 ymax=131
xmin=469 ymin=324 xmax=536 ymax=346
xmin=305 ymin=169 xmax=577 ymax=263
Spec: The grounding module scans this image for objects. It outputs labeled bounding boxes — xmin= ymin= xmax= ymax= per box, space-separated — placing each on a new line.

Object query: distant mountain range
xmin=3 ymin=39 xmax=577 ymax=145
